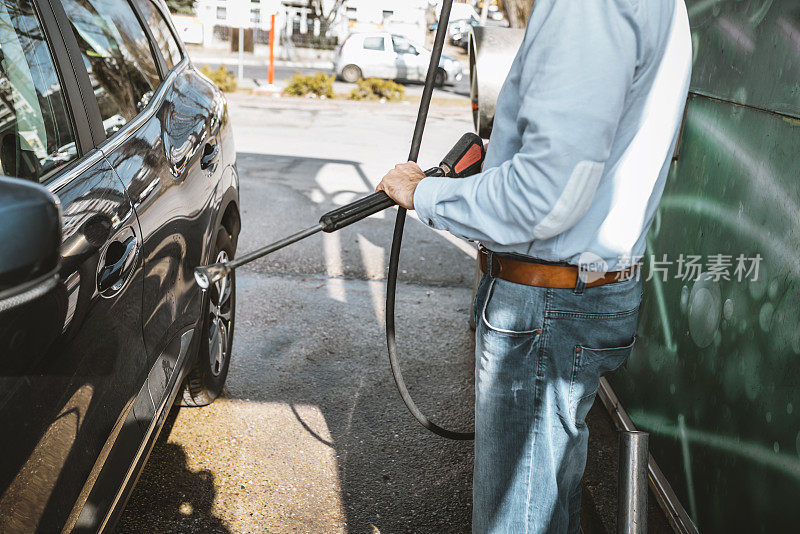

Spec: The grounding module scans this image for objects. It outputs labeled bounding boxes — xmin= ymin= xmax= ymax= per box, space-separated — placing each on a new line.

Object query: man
xmin=377 ymin=0 xmax=692 ymax=532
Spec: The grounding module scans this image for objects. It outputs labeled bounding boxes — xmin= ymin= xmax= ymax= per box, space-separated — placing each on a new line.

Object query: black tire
xmin=341 ymin=64 xmax=362 ymax=83
xmin=434 ymin=68 xmax=447 ymax=88
xmin=180 ymin=229 xmax=236 ymax=407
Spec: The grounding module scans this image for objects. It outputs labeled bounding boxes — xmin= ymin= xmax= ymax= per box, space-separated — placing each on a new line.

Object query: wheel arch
xmin=204 ymin=165 xmax=240 ymax=266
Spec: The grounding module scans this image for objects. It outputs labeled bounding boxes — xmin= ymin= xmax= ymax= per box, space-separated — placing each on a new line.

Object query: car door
xmin=125 ymin=0 xmax=211 ymax=411
xmin=0 ymin=1 xmax=151 ymax=532
xmin=360 ymin=34 xmax=395 ymax=79
xmin=56 ymin=0 xmax=223 ymax=409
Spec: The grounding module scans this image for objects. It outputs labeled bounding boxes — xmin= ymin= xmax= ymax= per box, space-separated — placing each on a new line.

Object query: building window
xmin=217 ymin=6 xmax=226 ymax=20
xmin=250 ymin=8 xmax=260 ymax=23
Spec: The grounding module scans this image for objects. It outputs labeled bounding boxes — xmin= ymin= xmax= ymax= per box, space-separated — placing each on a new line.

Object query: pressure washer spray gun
xmin=194 ymin=133 xmax=485 ymax=291
xmin=196 ymin=0 xmax=477 ymax=441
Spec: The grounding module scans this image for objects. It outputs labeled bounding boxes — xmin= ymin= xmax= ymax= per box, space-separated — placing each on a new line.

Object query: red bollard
xmin=268 ymin=13 xmax=275 ymax=85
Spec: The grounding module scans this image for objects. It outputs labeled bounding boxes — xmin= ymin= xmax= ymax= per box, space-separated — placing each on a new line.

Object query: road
xmin=118 ymin=94 xmax=478 ymax=533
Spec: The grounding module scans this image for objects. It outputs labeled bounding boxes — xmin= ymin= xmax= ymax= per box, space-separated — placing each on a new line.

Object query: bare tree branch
xmin=498 ymin=0 xmax=533 ymax=29
xmin=307 ymin=0 xmax=346 ymax=25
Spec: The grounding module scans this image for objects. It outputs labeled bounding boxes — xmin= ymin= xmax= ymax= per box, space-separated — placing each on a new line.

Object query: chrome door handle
xmin=201 ymin=142 xmax=220 ymax=171
xmin=97 ymin=233 xmax=137 ymax=294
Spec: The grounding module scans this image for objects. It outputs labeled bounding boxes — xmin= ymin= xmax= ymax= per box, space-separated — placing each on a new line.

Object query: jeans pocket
xmin=570 ymin=337 xmax=637 ymax=425
xmin=480 ymin=278 xmax=542 ymax=335
xmin=473 ymin=274 xmax=490 ymax=330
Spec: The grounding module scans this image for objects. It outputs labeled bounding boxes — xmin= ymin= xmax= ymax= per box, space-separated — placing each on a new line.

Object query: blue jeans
xmin=472 ymin=269 xmax=641 ymax=534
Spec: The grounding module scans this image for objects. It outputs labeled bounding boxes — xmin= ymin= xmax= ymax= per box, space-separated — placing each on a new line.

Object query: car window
xmin=133 ymin=0 xmax=182 ymax=69
xmin=0 ymin=0 xmax=77 ymax=182
xmin=362 ymin=36 xmax=385 ymax=51
xmin=392 ymin=36 xmax=417 ymax=55
xmin=62 ymin=0 xmax=161 ymax=137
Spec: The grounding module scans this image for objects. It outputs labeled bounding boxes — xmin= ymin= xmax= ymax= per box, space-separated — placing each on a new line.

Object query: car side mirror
xmin=0 ymin=176 xmax=61 ymax=312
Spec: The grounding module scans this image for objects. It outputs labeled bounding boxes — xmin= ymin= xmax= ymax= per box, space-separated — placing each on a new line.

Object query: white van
xmin=334 ymin=32 xmax=464 ymax=86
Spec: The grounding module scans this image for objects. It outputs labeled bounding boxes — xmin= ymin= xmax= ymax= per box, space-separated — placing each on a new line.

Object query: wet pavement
xmin=119 ymin=94 xmax=478 ymax=533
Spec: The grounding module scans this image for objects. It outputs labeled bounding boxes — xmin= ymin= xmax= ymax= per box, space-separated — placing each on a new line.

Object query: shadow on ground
xmin=117 ymin=408 xmax=231 ymax=533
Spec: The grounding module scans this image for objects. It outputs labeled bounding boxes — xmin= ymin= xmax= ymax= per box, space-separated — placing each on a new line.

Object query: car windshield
xmin=392 ymin=35 xmax=425 ymax=55
xmin=392 ymin=36 xmax=415 ymax=55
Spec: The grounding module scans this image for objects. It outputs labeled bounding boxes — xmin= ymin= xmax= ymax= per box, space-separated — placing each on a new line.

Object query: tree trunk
xmin=499 ymin=0 xmax=534 ymax=29
xmin=309 ymin=0 xmax=346 ymax=25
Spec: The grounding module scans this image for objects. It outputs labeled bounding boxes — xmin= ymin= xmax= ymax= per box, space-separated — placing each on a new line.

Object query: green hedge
xmin=285 ymin=72 xmax=335 ymax=99
xmin=348 ymin=78 xmax=405 ymax=102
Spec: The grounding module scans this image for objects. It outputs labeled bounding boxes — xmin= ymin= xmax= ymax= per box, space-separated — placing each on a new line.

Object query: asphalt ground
xmin=119 ymin=94 xmax=479 ymax=533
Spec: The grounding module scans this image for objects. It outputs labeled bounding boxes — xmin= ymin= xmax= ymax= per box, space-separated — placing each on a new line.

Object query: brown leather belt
xmin=479 ymin=248 xmax=637 ymax=289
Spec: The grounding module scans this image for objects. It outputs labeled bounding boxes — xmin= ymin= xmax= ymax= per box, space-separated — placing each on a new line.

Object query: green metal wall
xmin=609 ymin=1 xmax=800 ymax=532
xmin=688 ymin=0 xmax=800 ymax=118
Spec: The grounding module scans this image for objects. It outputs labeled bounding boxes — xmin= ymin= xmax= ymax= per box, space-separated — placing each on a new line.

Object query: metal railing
xmin=618 ymin=430 xmax=649 ymax=533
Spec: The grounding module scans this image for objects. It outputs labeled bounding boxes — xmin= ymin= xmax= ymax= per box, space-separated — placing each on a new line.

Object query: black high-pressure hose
xmin=195 ymin=0 xmax=474 ymax=441
xmin=385 ymin=0 xmax=474 ymax=441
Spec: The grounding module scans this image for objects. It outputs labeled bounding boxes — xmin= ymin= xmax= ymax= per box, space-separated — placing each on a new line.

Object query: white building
xmin=193 ymin=0 xmax=430 ymax=47
xmin=341 ymin=0 xmax=429 ymax=43
xmin=431 ymin=1 xmax=478 ymax=22
xmin=195 ymin=0 xmax=287 ymax=44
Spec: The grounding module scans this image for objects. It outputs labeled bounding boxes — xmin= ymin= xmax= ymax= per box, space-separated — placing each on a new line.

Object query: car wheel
xmin=434 ymin=68 xmax=447 ymax=88
xmin=180 ymin=230 xmax=236 ymax=407
xmin=341 ymin=64 xmax=362 ymax=83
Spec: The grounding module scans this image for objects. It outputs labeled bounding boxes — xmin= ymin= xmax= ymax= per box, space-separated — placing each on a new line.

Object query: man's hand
xmin=376 ymin=161 xmax=426 ymax=210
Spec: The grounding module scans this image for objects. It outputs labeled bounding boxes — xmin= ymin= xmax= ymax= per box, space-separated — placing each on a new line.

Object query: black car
xmin=0 ymin=0 xmax=239 ymax=531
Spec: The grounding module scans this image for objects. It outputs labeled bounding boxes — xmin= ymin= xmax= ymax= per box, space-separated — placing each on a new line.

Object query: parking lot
xmin=119 ymin=94 xmax=479 ymax=533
